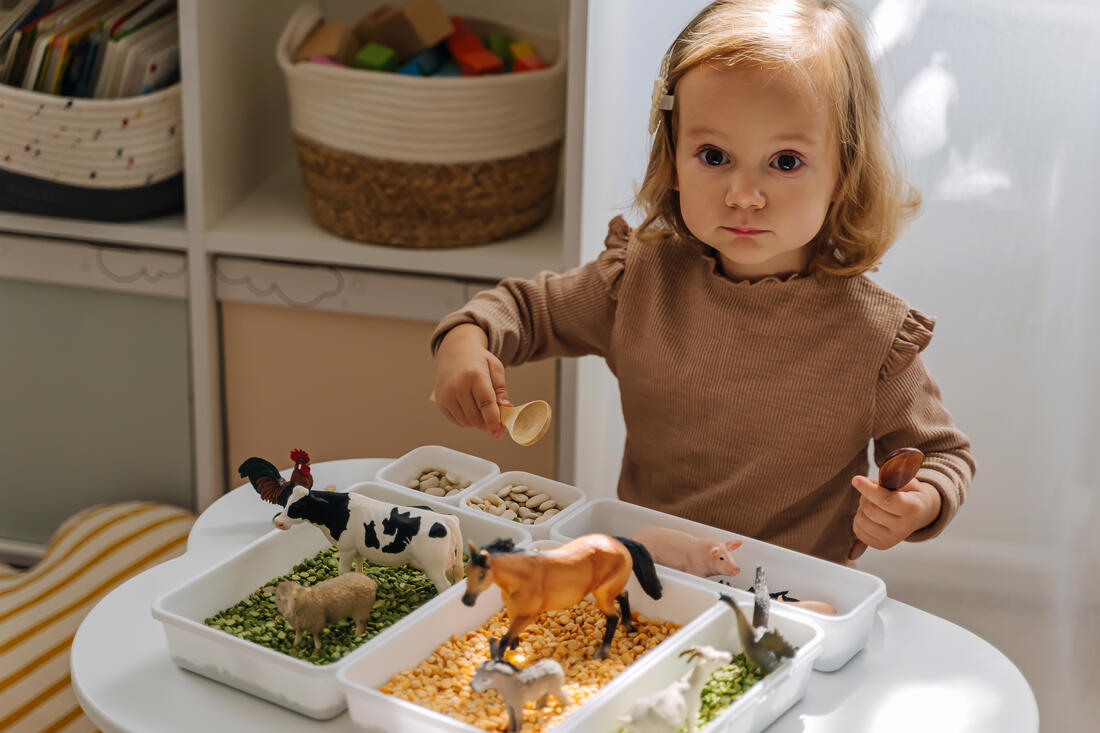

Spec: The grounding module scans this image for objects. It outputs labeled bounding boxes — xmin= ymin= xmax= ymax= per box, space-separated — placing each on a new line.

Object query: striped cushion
xmin=0 ymin=502 xmax=195 ymax=733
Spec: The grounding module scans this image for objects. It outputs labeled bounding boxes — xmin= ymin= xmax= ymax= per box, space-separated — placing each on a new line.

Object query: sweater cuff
xmin=905 ymin=466 xmax=962 ymax=542
xmin=430 ymin=312 xmax=483 ymax=357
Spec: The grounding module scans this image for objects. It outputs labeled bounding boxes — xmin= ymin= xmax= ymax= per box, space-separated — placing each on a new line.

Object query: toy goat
xmin=617 ymin=645 xmax=733 ymax=733
xmin=264 ymin=572 xmax=377 ymax=650
xmin=718 ymin=567 xmax=796 ymax=674
xmin=469 ymin=638 xmax=569 ymax=733
xmin=631 ymin=527 xmax=742 ymax=578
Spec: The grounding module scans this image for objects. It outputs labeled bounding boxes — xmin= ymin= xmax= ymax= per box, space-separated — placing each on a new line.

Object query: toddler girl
xmin=431 ymin=0 xmax=974 ymax=564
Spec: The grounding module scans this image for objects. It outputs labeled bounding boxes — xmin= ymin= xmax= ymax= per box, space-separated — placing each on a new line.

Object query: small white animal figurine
xmin=617 ymin=645 xmax=733 ymax=733
xmin=631 ymin=527 xmax=742 ymax=578
xmin=263 ymin=572 xmax=377 ymax=650
xmin=272 ymin=485 xmax=464 ymax=592
xmin=469 ymin=638 xmax=569 ymax=733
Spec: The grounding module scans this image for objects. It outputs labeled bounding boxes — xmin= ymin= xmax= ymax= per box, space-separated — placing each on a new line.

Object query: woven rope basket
xmin=277 ymin=5 xmax=566 ymax=247
xmin=0 ymin=81 xmax=183 ymax=219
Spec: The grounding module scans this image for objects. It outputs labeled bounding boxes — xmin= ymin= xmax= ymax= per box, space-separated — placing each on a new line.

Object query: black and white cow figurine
xmin=273 ymin=485 xmax=464 ymax=592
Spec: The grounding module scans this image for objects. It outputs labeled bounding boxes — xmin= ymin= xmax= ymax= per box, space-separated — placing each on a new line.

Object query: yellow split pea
xmin=381 ymin=599 xmax=681 ymax=732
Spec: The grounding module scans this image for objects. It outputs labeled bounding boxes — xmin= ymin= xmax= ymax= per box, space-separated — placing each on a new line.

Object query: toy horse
xmin=462 ymin=534 xmax=663 ymax=660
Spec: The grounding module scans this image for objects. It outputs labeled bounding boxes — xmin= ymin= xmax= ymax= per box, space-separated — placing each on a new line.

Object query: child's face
xmin=674 ymin=64 xmax=840 ymax=281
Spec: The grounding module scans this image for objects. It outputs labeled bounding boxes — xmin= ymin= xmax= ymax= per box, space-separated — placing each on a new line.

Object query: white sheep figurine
xmin=263 ymin=572 xmax=377 ymax=650
xmin=469 ymin=638 xmax=569 ymax=733
xmin=617 ymin=645 xmax=733 ymax=733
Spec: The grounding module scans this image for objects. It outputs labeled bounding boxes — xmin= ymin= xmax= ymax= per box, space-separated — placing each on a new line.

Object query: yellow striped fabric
xmin=0 ymin=502 xmax=195 ymax=733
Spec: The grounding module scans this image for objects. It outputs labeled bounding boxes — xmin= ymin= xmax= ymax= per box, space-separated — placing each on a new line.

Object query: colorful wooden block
xmin=354 ymin=42 xmax=398 ymax=71
xmin=457 ymin=48 xmax=503 ymax=75
xmin=353 ymin=4 xmax=395 ymax=45
xmin=397 ymin=59 xmax=423 ymax=75
xmin=509 ymin=41 xmax=536 ymax=61
xmin=512 ymin=53 xmax=549 ymax=72
xmin=295 ymin=21 xmax=358 ymax=65
xmin=309 ymin=54 xmax=345 ymax=67
xmin=410 ymin=44 xmax=447 ymax=75
xmin=356 ymin=0 xmax=451 ymax=61
xmin=434 ymin=60 xmax=461 ymax=76
xmin=486 ymin=32 xmax=514 ymax=66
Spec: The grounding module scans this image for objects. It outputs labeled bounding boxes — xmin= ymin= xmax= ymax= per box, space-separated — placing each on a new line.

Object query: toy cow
xmin=273 ymin=485 xmax=464 ymax=592
xmin=264 ymin=572 xmax=377 ymax=650
xmin=632 ymin=527 xmax=742 ymax=578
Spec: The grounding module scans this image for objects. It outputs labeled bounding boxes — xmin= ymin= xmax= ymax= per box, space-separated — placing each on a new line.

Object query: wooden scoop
xmin=848 ymin=447 xmax=925 ymax=561
xmin=429 ymin=391 xmax=552 ymax=446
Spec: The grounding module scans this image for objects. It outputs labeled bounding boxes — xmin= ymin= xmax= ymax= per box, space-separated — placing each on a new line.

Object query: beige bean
xmin=496 ymin=486 xmax=513 ymax=498
xmin=419 ymin=475 xmax=440 ymax=490
xmin=444 ymin=472 xmax=459 ymax=484
xmin=489 ymin=504 xmax=504 ymax=516
xmin=485 ymin=493 xmax=503 ymax=506
xmin=445 ymin=488 xmax=460 ymax=497
xmin=525 ymin=493 xmax=549 ymax=508
xmin=538 ymin=499 xmax=557 ymax=511
xmin=425 ymin=487 xmax=446 ymax=497
xmin=542 ymin=508 xmax=560 ymax=519
xmin=517 ymin=506 xmax=536 ymax=519
xmin=499 ymin=509 xmax=517 ymax=521
xmin=405 ymin=479 xmax=419 ymax=489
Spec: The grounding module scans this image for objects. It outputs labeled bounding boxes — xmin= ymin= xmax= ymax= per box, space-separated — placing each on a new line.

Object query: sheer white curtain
xmin=578 ymin=1 xmax=1100 ymax=727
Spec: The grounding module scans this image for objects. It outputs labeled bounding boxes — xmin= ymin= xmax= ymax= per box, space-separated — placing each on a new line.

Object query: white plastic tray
xmin=151 ymin=484 xmax=530 ymax=719
xmin=338 ymin=565 xmax=729 ymax=732
xmin=455 ymin=470 xmax=587 ymax=540
xmin=375 ymin=445 xmax=501 ymax=505
xmin=551 ymin=498 xmax=885 ymax=671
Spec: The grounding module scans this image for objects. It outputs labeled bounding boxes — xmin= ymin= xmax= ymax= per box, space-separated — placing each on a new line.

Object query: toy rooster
xmin=238 ymin=449 xmax=314 ymax=506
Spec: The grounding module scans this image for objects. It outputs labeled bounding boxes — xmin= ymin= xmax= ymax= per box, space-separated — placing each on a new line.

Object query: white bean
xmin=525 ymin=493 xmax=549 ymax=508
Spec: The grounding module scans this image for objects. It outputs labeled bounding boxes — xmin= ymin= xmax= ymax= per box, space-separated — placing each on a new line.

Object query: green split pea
xmin=203 ymin=547 xmax=438 ymax=665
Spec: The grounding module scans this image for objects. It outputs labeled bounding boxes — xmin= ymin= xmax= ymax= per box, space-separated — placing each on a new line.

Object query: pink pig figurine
xmin=631 ymin=527 xmax=742 ymax=578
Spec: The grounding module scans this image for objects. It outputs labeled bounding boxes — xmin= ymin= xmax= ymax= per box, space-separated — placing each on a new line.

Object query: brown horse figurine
xmin=462 ymin=534 xmax=663 ymax=660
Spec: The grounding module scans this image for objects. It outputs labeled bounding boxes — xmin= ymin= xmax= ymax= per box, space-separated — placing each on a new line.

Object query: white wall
xmin=576 ymin=1 xmax=1100 ymax=728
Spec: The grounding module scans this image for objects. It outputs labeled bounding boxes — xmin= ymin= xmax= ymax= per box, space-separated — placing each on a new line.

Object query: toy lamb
xmin=632 ymin=526 xmax=742 ymax=578
xmin=617 ymin=645 xmax=733 ymax=733
xmin=469 ymin=638 xmax=569 ymax=733
xmin=264 ymin=572 xmax=377 ymax=650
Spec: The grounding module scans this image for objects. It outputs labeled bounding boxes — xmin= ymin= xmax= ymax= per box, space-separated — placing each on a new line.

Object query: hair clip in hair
xmin=649 ymin=52 xmax=674 ymax=135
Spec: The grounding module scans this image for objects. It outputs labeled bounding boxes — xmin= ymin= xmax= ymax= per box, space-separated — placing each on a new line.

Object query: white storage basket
xmin=0 ymin=82 xmax=183 ymax=220
xmin=276 ymin=5 xmax=567 ymax=247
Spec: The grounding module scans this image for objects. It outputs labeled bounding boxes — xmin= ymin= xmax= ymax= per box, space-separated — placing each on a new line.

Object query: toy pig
xmin=632 ymin=527 xmax=742 ymax=578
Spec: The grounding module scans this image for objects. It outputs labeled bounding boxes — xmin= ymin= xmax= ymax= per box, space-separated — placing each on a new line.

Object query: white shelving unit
xmin=0 ymin=0 xmax=591 ymax=512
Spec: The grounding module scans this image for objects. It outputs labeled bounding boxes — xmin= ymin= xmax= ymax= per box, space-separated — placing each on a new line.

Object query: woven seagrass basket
xmin=276 ymin=5 xmax=566 ymax=248
xmin=0 ymin=82 xmax=183 ymax=221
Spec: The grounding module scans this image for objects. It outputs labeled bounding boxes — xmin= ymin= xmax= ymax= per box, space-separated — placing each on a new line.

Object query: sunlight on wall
xmin=895 ymin=51 xmax=956 ymax=159
xmin=868 ymin=0 xmax=927 ymax=61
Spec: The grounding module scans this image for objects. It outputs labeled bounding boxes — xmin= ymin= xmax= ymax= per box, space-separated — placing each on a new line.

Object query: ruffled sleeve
xmin=593 ymin=215 xmax=631 ymax=301
xmin=872 ymin=307 xmax=975 ymax=542
xmin=879 ymin=309 xmax=936 ymax=379
xmin=429 ymin=216 xmax=628 ymax=365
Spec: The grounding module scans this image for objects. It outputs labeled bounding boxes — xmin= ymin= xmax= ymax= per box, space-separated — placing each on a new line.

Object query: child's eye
xmin=771 ymin=153 xmax=804 ymax=172
xmin=697 ymin=148 xmax=729 ymax=167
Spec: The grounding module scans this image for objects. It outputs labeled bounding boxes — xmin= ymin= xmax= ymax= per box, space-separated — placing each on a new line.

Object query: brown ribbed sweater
xmin=431 ymin=216 xmax=975 ymax=564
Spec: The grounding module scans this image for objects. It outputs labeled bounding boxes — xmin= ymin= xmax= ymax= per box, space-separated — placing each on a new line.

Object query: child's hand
xmin=848 ymin=475 xmax=942 ymax=560
xmin=433 ymin=324 xmax=512 ymax=439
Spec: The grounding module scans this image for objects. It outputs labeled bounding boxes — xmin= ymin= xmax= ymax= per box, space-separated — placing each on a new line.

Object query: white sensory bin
xmin=376 ymin=445 xmax=500 ymax=504
xmin=151 ymin=483 xmax=530 ymax=719
xmin=551 ymin=498 xmax=885 ymax=671
xmin=457 ymin=470 xmax=587 ymax=540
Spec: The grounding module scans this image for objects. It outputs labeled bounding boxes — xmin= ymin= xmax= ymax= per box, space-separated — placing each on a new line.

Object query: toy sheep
xmin=469 ymin=638 xmax=569 ymax=733
xmin=632 ymin=527 xmax=742 ymax=578
xmin=617 ymin=645 xmax=733 ymax=733
xmin=264 ymin=572 xmax=377 ymax=650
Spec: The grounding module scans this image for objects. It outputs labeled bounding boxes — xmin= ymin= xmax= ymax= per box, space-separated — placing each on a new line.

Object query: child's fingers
xmin=456 ymin=390 xmax=489 ymax=431
xmin=487 ymin=357 xmax=511 ymax=407
xmin=471 ymin=373 xmax=503 ymax=434
xmin=857 ymin=498 xmax=900 ymax=529
xmin=851 ymin=475 xmax=902 ymax=515
xmin=853 ymin=506 xmax=891 ymax=548
xmin=848 ymin=540 xmax=868 ymax=561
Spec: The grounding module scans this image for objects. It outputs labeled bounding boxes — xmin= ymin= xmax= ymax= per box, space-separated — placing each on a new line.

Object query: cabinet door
xmin=0 ymin=239 xmax=192 ymax=548
xmin=216 ymin=259 xmax=557 ymax=491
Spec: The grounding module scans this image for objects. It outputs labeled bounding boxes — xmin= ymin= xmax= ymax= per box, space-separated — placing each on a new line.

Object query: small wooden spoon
xmin=849 ymin=447 xmax=925 ymax=561
xmin=429 ymin=391 xmax=552 ymax=446
xmin=879 ymin=447 xmax=925 ymax=490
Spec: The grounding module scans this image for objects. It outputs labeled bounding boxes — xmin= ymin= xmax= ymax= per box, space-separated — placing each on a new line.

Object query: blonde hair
xmin=636 ymin=0 xmax=920 ymax=276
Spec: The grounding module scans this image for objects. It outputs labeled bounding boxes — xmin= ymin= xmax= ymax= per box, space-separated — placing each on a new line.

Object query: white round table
xmin=71 ymin=459 xmax=1038 ymax=732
